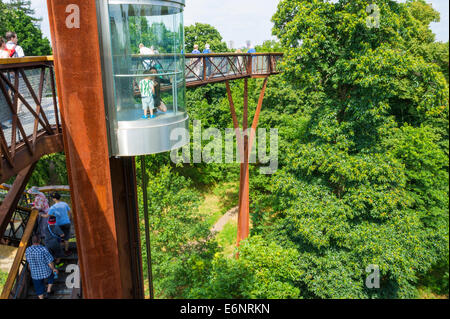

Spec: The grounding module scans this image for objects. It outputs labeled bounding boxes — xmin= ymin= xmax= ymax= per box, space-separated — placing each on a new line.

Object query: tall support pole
xmin=47 ymin=0 xmax=142 ymax=298
xmin=140 ymin=156 xmax=154 ymax=299
xmin=225 ymin=78 xmax=269 ymax=256
xmin=239 ymin=78 xmax=250 ymax=245
xmin=109 ymin=157 xmax=145 ymax=299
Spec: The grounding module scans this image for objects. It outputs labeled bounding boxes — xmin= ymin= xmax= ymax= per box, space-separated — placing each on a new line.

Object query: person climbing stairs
xmin=26 ymin=241 xmax=80 ymax=299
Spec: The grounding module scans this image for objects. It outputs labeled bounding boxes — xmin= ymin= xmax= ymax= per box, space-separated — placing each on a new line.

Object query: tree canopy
xmin=185 ymin=23 xmax=229 ymax=53
xmin=0 ymin=0 xmax=51 ymax=56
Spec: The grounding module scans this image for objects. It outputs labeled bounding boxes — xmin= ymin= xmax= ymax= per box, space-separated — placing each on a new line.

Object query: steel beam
xmin=109 ymin=157 xmax=145 ymax=299
xmin=47 ymin=0 xmax=141 ymax=298
xmin=0 ymin=132 xmax=63 ymax=184
xmin=226 ymin=78 xmax=269 ymax=255
xmin=0 ymin=163 xmax=36 ymax=238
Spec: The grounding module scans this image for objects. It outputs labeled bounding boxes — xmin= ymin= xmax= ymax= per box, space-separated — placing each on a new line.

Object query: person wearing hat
xmin=43 ymin=215 xmax=65 ymax=267
xmin=27 ymin=186 xmax=50 ymax=238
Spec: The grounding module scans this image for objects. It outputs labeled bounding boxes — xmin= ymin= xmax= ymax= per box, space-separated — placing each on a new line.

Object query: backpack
xmin=7 ymin=44 xmax=16 ymax=58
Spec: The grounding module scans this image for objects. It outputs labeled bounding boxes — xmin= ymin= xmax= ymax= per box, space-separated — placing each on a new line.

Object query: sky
xmin=29 ymin=0 xmax=449 ymax=48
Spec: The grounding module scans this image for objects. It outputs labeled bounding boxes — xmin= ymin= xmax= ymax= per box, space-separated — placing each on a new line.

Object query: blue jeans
xmin=32 ymin=272 xmax=55 ymax=296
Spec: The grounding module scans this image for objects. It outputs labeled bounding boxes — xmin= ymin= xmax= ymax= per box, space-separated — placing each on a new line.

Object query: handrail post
xmin=203 ymin=56 xmax=207 ymax=81
xmin=247 ymin=55 xmax=253 ymax=76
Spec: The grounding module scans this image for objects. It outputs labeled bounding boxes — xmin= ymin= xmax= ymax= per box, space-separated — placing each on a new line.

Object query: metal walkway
xmin=0 ymin=53 xmax=282 ymax=183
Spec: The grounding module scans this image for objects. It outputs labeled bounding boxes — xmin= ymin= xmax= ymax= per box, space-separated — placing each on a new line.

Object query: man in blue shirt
xmin=202 ymin=44 xmax=212 ymax=78
xmin=44 ymin=192 xmax=72 ymax=256
xmin=247 ymin=46 xmax=256 ymax=53
xmin=26 ymin=235 xmax=58 ymax=299
xmin=192 ymin=44 xmax=201 ymax=54
xmin=202 ymin=43 xmax=211 ymax=54
xmin=190 ymin=45 xmax=202 ymax=79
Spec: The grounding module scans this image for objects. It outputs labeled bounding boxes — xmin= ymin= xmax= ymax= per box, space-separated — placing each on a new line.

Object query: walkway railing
xmin=0 ymin=57 xmax=63 ymax=183
xmin=0 ymin=208 xmax=38 ymax=299
xmin=185 ymin=53 xmax=283 ymax=87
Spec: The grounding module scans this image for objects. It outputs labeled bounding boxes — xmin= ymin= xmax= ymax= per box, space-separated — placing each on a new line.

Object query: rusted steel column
xmin=249 ymin=77 xmax=269 ymax=150
xmin=46 ymin=0 xmax=136 ymax=298
xmin=239 ymin=78 xmax=250 ymax=244
xmin=109 ymin=157 xmax=145 ymax=299
xmin=226 ymin=78 xmax=269 ymax=255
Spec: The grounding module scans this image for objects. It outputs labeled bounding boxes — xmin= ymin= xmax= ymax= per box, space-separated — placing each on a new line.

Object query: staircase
xmin=26 ymin=242 xmax=81 ymax=299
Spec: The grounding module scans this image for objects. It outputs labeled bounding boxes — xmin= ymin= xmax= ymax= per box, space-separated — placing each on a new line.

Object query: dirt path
xmin=210 ymin=206 xmax=238 ymax=234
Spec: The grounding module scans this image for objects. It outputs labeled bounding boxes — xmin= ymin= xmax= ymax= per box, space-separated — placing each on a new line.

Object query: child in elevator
xmin=139 ymin=70 xmax=156 ymax=119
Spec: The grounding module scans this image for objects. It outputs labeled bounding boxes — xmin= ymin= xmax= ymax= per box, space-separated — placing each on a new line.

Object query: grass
xmin=217 ymin=220 xmax=238 ymax=258
xmin=0 ymin=270 xmax=8 ymax=292
xmin=197 ymin=182 xmax=239 ymax=228
xmin=417 ymin=286 xmax=449 ymax=299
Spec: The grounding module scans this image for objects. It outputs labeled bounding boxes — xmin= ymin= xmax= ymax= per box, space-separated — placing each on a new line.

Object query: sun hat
xmin=27 ymin=186 xmax=41 ymax=195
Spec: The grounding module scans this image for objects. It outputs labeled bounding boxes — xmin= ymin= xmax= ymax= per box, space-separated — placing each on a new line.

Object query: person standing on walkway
xmin=5 ymin=32 xmax=25 ymax=114
xmin=44 ymin=192 xmax=72 ymax=256
xmin=25 ymin=235 xmax=58 ymax=299
xmin=192 ymin=44 xmax=201 ymax=54
xmin=5 ymin=31 xmax=25 ymax=58
xmin=27 ymin=186 xmax=50 ymax=238
xmin=191 ymin=45 xmax=202 ymax=79
xmin=247 ymin=46 xmax=256 ymax=54
xmin=203 ymin=44 xmax=213 ymax=78
xmin=139 ymin=43 xmax=154 ymax=70
xmin=0 ymin=38 xmax=10 ymax=58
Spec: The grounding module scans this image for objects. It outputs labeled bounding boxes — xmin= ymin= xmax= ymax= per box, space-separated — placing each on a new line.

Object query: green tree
xmin=185 ymin=236 xmax=303 ymax=299
xmin=0 ymin=270 xmax=8 ymax=291
xmin=254 ymin=0 xmax=450 ymax=298
xmin=27 ymin=153 xmax=69 ymax=187
xmin=255 ymin=40 xmax=284 ymax=53
xmin=185 ymin=23 xmax=229 ymax=53
xmin=5 ymin=0 xmax=41 ymax=23
xmin=136 ymin=161 xmax=217 ymax=298
xmin=0 ymin=3 xmax=51 ymax=56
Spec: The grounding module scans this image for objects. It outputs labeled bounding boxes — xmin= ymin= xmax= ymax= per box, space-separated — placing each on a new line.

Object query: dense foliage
xmin=0 ymin=270 xmax=7 ymax=291
xmin=27 ymin=153 xmax=69 ymax=187
xmin=0 ymin=0 xmax=51 ymax=56
xmin=257 ymin=0 xmax=449 ymax=298
xmin=185 ymin=23 xmax=229 ymax=53
xmin=167 ymin=0 xmax=449 ymax=299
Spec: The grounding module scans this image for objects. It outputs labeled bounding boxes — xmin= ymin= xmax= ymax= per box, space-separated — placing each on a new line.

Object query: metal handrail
xmin=0 ymin=209 xmax=38 ymax=299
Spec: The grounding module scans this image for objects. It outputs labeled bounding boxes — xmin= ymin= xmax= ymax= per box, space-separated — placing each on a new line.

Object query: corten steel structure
xmin=0 ymin=0 xmax=282 ymax=299
xmin=0 ymin=57 xmax=63 ymax=239
xmin=46 ymin=0 xmax=146 ymax=299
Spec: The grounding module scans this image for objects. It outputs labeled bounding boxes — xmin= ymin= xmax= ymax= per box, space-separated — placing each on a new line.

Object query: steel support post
xmin=47 ymin=0 xmax=143 ymax=298
xmin=225 ymin=78 xmax=269 ymax=256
